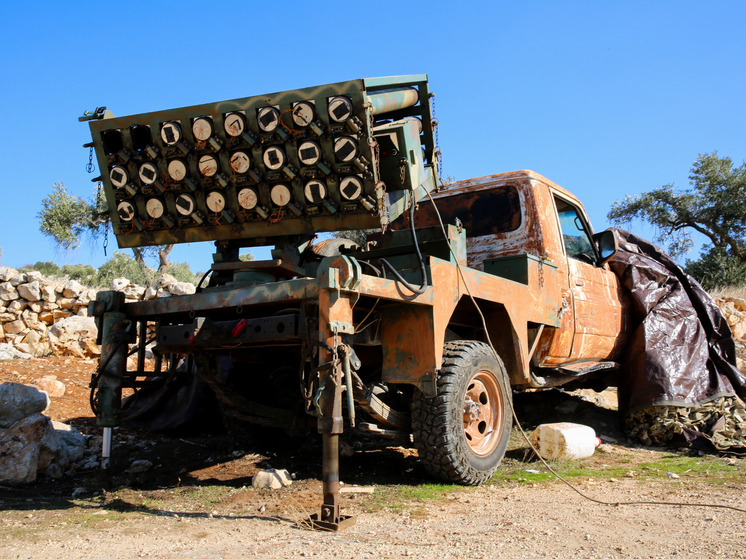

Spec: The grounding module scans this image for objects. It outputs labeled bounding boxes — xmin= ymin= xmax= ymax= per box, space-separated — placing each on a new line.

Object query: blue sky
xmin=1 ymin=1 xmax=744 ymax=274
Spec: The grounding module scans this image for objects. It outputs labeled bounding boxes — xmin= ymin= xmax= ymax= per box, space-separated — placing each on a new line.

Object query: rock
xmin=0 ymin=313 xmax=15 ymax=323
xmin=62 ymin=280 xmax=83 ymax=298
xmin=112 ymin=277 xmax=130 ymax=291
xmin=26 ymin=271 xmax=43 ymax=283
xmin=47 ymin=316 xmax=100 ymax=358
xmin=8 ymin=300 xmax=26 ymax=313
xmin=71 ymin=487 xmax=87 ymax=499
xmin=169 ymin=282 xmax=196 ymax=296
xmin=0 ymin=267 xmax=19 ymax=282
xmin=32 ymin=376 xmax=65 ymax=397
xmin=0 ymin=282 xmax=19 ymax=301
xmin=77 ymin=455 xmax=100 ymax=470
xmin=129 ymin=459 xmax=153 ymax=473
xmin=0 ymin=343 xmax=32 ymax=360
xmin=9 ymin=273 xmax=27 ymax=287
xmin=75 ymin=290 xmax=94 ymax=306
xmin=56 ymin=297 xmax=75 ymax=310
xmin=21 ymin=309 xmax=39 ymax=327
xmin=143 ymin=286 xmax=158 ymax=300
xmin=251 ymin=468 xmax=293 ymax=489
xmin=0 ymin=413 xmax=48 ymax=483
xmin=38 ymin=311 xmax=55 ymax=325
xmin=28 ymin=302 xmax=42 ymax=313
xmin=124 ymin=285 xmax=146 ymax=300
xmin=45 ymin=463 xmax=63 ymax=479
xmin=157 ymin=274 xmax=177 ymax=289
xmin=42 ymin=421 xmax=87 ymax=469
xmin=41 ymin=285 xmax=57 ymax=303
xmin=52 ymin=310 xmax=74 ymax=322
xmin=21 ymin=330 xmax=47 ymax=357
xmin=0 ymin=382 xmax=50 ymax=427
xmin=3 ymin=319 xmax=25 ymax=335
xmin=17 ymin=281 xmax=41 ymax=302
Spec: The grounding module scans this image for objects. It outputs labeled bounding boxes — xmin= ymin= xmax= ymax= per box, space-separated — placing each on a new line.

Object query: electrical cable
xmin=422 ymin=188 xmax=746 ymax=514
xmin=379 ymin=200 xmax=428 ymax=295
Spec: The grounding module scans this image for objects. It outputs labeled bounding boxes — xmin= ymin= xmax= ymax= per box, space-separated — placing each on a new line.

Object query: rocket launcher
xmin=81 ymin=75 xmax=439 ymax=250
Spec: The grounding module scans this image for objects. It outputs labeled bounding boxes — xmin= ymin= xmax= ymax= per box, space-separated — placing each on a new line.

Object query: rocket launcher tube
xmin=366 ymin=87 xmax=419 ymax=115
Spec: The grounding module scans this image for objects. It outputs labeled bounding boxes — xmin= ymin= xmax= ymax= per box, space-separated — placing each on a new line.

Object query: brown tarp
xmin=607 ymin=228 xmax=746 ymax=413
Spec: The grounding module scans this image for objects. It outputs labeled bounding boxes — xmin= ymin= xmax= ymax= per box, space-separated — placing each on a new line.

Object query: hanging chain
xmin=432 ymin=95 xmax=444 ymax=184
xmin=96 ymin=181 xmax=109 ymax=256
xmin=86 ymin=145 xmax=95 ymax=174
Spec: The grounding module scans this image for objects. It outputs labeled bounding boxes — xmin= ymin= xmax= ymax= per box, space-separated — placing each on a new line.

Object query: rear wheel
xmin=412 ymin=341 xmax=513 ymax=485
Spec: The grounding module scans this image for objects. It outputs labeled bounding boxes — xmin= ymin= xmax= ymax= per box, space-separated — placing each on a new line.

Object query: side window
xmin=555 ymin=198 xmax=596 ymax=264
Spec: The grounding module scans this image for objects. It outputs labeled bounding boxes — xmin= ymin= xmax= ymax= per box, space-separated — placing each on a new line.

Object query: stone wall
xmin=0 ymin=267 xmax=195 ymax=359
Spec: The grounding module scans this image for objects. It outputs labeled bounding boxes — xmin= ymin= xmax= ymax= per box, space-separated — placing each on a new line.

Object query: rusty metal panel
xmin=125 ymin=278 xmax=319 ymax=318
xmin=380 ymin=304 xmax=437 ymax=388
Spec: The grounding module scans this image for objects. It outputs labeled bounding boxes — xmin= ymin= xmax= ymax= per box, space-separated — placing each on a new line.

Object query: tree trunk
xmin=158 ymin=245 xmax=174 ymax=275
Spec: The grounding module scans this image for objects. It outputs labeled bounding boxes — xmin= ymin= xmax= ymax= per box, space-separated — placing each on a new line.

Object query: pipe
xmin=102 ymin=427 xmax=112 ymax=470
xmin=341 ymin=346 xmax=355 ymax=428
xmin=366 ymin=87 xmax=419 ymax=115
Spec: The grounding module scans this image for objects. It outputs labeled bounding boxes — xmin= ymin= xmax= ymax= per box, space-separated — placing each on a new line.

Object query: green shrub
xmin=32 ymin=261 xmax=62 ymax=277
xmin=169 ymin=262 xmax=197 ymax=285
xmin=97 ymin=252 xmax=150 ymax=287
xmin=61 ymin=264 xmax=98 ymax=285
xmin=685 ymin=248 xmax=746 ymax=290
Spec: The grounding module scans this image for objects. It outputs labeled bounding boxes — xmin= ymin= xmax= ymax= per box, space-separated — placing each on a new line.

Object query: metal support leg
xmin=310 ymin=277 xmax=357 ymax=530
xmin=89 ymin=291 xmax=130 ymax=489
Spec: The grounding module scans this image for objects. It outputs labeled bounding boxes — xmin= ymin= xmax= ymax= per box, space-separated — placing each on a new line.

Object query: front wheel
xmin=412 ymin=341 xmax=513 ymax=485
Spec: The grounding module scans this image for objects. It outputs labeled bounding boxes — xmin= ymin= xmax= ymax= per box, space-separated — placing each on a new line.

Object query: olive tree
xmin=608 ymin=153 xmax=746 ymax=288
xmin=38 ymin=182 xmax=174 ymax=279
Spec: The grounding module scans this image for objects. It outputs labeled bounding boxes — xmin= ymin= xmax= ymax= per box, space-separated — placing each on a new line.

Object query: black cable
xmin=196 ymin=269 xmax=213 ymax=291
xmin=379 ymin=201 xmax=428 ymax=295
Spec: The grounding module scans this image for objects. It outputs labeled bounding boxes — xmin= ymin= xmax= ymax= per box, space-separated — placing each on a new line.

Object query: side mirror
xmin=593 ymin=230 xmax=618 ymax=266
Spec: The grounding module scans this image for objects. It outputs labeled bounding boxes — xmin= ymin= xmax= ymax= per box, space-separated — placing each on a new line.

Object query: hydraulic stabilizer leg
xmin=310 ymin=279 xmax=357 ymax=530
xmin=89 ymin=292 xmax=131 ymax=483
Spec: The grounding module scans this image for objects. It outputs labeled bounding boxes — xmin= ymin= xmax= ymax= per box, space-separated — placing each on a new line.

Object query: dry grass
xmin=709 ymin=285 xmax=746 ymax=300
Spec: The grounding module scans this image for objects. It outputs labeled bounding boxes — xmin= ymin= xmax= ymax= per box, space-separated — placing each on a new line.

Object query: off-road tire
xmin=412 ymin=340 xmax=513 ymax=485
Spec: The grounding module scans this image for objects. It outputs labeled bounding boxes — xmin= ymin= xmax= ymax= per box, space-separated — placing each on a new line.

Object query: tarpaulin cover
xmin=607 ymin=229 xmax=746 ymax=413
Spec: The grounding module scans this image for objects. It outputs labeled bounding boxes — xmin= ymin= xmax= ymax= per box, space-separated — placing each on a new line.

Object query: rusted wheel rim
xmin=463 ymin=370 xmax=504 ymax=456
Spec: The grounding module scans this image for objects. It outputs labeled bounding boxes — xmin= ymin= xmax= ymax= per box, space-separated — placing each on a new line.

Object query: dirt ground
xmin=1 ymin=357 xmax=745 ymax=559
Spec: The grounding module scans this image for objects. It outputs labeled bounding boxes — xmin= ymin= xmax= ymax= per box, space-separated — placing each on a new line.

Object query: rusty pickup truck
xmin=83 ymin=76 xmax=629 ymax=529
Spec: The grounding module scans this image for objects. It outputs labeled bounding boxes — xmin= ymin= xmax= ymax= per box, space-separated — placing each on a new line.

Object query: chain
xmin=432 ymin=95 xmax=443 ymax=184
xmin=86 ymin=145 xmax=95 ymax=173
xmin=96 ymin=181 xmax=110 ymax=256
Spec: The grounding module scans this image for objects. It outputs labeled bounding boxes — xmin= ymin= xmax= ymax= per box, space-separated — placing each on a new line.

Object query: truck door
xmin=553 ymin=196 xmax=626 ymax=361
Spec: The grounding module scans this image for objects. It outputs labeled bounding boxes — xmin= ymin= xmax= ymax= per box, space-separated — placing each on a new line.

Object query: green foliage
xmin=61 ymin=264 xmax=97 ymax=285
xmin=38 ymin=182 xmax=105 ymax=250
xmin=333 ymin=229 xmax=371 ymax=247
xmin=31 ymin=261 xmax=62 ymax=276
xmin=39 ymin=181 xmax=175 ymax=276
xmin=685 ymin=248 xmax=746 ymax=290
xmin=608 ymin=153 xmax=746 ymax=261
xmin=97 ymin=252 xmax=150 ymax=287
xmin=169 ymin=262 xmax=197 ymax=285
